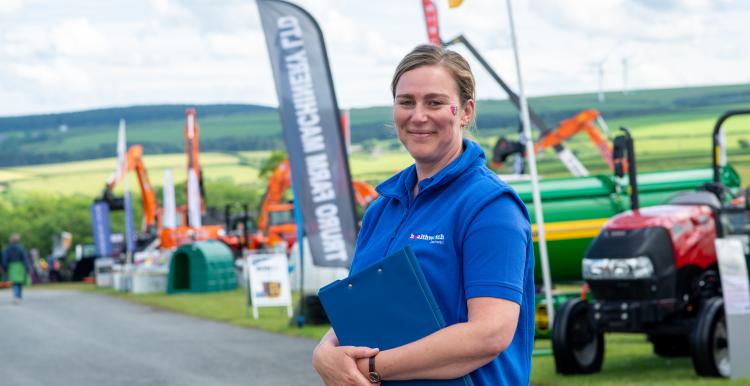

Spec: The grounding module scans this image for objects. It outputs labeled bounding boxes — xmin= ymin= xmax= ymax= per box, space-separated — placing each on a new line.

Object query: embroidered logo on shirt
xmin=409 ymin=233 xmax=445 ymax=245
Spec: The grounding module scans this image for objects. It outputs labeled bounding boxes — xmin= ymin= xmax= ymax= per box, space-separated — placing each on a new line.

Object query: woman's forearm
xmin=358 ymin=298 xmax=519 ymax=381
xmin=381 ymin=322 xmax=504 ymax=379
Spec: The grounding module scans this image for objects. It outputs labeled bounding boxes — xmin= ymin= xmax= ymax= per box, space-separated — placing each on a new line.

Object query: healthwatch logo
xmin=409 ymin=233 xmax=445 ymax=245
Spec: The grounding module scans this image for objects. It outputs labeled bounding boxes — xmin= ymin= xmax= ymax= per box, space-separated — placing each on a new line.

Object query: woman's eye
xmin=397 ymin=100 xmax=415 ymax=107
xmin=428 ymin=100 xmax=446 ymax=108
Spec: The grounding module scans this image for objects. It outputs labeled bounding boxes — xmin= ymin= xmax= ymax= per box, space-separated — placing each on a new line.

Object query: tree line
xmin=0 ymin=104 xmax=274 ymax=133
xmin=0 ymin=179 xmax=264 ymax=265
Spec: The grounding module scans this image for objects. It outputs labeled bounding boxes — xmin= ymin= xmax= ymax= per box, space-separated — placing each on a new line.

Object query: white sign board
xmin=715 ymin=238 xmax=750 ymax=379
xmin=246 ymin=253 xmax=293 ymax=320
xmin=94 ymin=257 xmax=114 ymax=287
xmin=289 ymin=237 xmax=348 ymax=293
xmin=715 ymin=238 xmax=750 ymax=315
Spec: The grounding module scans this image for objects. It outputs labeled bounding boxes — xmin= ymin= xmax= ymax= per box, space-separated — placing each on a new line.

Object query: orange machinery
xmin=102 ymin=144 xmax=160 ymax=236
xmin=492 ymin=109 xmax=624 ymax=172
xmin=246 ymin=159 xmax=379 ymax=252
xmin=160 ymin=109 xmax=222 ymax=249
xmin=254 ymin=159 xmax=293 ymax=247
xmin=100 ymin=142 xmax=222 ymax=250
xmin=533 ymin=109 xmax=614 ymax=170
xmin=352 ymin=180 xmax=379 ymax=209
xmin=184 ymin=107 xmax=205 ymax=213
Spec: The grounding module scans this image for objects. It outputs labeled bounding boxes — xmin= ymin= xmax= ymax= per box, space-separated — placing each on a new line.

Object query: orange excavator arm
xmin=257 ymin=159 xmax=292 ymax=233
xmin=251 ymin=158 xmax=379 ymax=251
xmin=184 ymin=108 xmax=205 ymax=213
xmin=583 ymin=118 xmax=615 ymax=171
xmin=105 ymin=144 xmax=159 ymax=232
xmin=257 ymin=160 xmax=377 ymax=230
xmin=492 ymin=108 xmax=622 ymax=172
xmin=536 ymin=109 xmax=616 ymax=171
xmin=352 ymin=180 xmax=378 ymax=209
xmin=534 ymin=109 xmax=614 ymax=170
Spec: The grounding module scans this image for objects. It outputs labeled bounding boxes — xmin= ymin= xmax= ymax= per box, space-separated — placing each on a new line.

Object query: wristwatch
xmin=368 ymin=356 xmax=381 ymax=383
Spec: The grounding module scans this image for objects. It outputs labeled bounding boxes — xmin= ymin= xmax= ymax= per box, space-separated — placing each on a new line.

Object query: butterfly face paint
xmin=450 ymin=104 xmax=457 ymax=116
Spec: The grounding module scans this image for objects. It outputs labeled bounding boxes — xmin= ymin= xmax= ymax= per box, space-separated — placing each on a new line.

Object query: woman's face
xmin=393 ymin=65 xmax=473 ymax=168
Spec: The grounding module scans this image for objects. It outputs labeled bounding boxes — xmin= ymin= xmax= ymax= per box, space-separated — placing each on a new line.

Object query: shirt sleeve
xmin=462 ymin=193 xmax=530 ymax=305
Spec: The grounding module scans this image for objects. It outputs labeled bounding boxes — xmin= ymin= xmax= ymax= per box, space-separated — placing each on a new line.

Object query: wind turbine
xmin=591 ymin=41 xmax=622 ymax=103
xmin=588 ymin=58 xmax=607 ymax=103
xmin=620 ymin=54 xmax=638 ymax=96
xmin=621 ymin=56 xmax=630 ymax=95
xmin=596 ymin=59 xmax=606 ymax=102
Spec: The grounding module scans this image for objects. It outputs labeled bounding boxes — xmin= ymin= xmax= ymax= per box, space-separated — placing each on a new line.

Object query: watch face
xmin=368 ymin=371 xmax=381 ymax=383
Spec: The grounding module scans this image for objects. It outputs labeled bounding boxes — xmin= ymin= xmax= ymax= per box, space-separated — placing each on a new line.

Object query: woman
xmin=2 ymin=233 xmax=32 ymax=305
xmin=313 ymin=44 xmax=535 ymax=386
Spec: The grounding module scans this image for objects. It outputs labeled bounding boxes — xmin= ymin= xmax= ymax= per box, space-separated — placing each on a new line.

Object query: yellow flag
xmin=448 ymin=0 xmax=463 ymax=8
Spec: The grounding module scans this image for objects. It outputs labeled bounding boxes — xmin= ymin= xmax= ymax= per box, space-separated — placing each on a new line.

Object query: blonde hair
xmin=391 ymin=44 xmax=476 ymax=108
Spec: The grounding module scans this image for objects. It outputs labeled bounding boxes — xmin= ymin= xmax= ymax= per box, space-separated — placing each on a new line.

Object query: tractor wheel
xmin=648 ymin=333 xmax=690 ymax=357
xmin=552 ymin=298 xmax=604 ymax=374
xmin=691 ymin=297 xmax=730 ymax=377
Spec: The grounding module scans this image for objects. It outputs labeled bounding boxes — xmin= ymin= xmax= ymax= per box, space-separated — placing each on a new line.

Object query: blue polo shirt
xmin=350 ymin=139 xmax=534 ymax=386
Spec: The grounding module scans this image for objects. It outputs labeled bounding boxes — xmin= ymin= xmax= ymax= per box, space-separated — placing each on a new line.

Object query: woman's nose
xmin=411 ymin=102 xmax=430 ymax=123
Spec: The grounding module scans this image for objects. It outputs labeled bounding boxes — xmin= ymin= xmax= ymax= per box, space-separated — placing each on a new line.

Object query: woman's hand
xmin=313 ymin=339 xmax=379 ymax=386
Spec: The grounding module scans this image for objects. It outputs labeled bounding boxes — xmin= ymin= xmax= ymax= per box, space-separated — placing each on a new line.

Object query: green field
xmin=28 ymin=113 xmax=284 ymax=154
xmin=2 ymin=109 xmax=750 ymax=197
xmin=0 ymin=152 xmax=261 ymax=195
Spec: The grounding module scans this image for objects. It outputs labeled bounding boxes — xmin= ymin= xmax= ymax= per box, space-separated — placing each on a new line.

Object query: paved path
xmin=0 ymin=289 xmax=323 ymax=386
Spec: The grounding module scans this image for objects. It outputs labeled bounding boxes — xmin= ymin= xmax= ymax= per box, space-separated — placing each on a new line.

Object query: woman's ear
xmin=461 ymin=99 xmax=475 ymax=127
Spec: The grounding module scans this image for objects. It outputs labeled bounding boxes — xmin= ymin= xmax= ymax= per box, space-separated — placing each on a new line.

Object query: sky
xmin=0 ymin=0 xmax=748 ymax=117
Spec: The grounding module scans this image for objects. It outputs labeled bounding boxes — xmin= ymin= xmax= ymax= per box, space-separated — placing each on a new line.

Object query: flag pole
xmin=120 ymin=119 xmax=133 ymax=267
xmin=505 ymin=0 xmax=555 ymax=325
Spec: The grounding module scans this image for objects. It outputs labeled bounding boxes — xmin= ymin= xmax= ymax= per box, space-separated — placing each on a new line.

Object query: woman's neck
xmin=413 ymin=143 xmax=463 ymax=196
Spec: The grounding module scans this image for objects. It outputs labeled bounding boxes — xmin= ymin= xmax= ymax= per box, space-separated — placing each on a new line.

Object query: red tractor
xmin=552 ymin=110 xmax=750 ymax=378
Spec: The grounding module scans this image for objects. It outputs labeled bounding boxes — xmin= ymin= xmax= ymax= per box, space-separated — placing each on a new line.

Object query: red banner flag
xmin=421 ymin=0 xmax=441 ymax=45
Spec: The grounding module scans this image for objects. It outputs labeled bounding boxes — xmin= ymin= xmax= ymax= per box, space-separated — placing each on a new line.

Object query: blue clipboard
xmin=318 ymin=246 xmax=474 ymax=386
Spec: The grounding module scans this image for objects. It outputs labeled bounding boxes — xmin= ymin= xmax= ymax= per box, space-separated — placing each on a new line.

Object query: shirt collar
xmin=376 ymin=138 xmax=486 ymax=200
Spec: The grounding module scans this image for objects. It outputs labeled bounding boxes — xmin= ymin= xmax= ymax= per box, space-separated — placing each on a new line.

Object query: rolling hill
xmin=0 ymin=83 xmax=748 ymax=167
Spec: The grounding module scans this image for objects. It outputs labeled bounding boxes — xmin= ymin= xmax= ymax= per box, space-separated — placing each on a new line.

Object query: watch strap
xmin=368 ymin=355 xmax=381 ymax=383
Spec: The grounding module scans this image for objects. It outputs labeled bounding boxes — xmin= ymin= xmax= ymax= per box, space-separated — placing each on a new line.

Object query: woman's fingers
xmin=341 ymin=346 xmax=379 ymax=359
xmin=314 ymin=345 xmax=379 ymax=386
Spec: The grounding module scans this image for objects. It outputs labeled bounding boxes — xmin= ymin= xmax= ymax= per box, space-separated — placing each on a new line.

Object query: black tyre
xmin=552 ymin=298 xmax=604 ymax=374
xmin=691 ymin=297 xmax=730 ymax=377
xmin=648 ymin=333 xmax=690 ymax=357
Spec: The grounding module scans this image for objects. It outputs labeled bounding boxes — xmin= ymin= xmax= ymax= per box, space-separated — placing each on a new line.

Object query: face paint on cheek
xmin=450 ymin=104 xmax=457 ymax=116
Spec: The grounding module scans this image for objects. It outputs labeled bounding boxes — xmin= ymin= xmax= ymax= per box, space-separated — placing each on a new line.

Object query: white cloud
xmin=0 ymin=0 xmax=748 ymax=116
xmin=2 ymin=25 xmax=52 ymax=58
xmin=0 ymin=0 xmax=22 ymax=15
xmin=20 ymin=60 xmax=92 ymax=87
xmin=207 ymin=32 xmax=256 ymax=58
xmin=148 ymin=0 xmax=190 ymax=19
xmin=52 ymin=19 xmax=109 ymax=56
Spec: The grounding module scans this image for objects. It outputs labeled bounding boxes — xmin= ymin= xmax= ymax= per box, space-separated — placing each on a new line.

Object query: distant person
xmin=0 ymin=246 xmax=4 ymax=282
xmin=47 ymin=254 xmax=60 ymax=282
xmin=1 ymin=233 xmax=33 ymax=304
